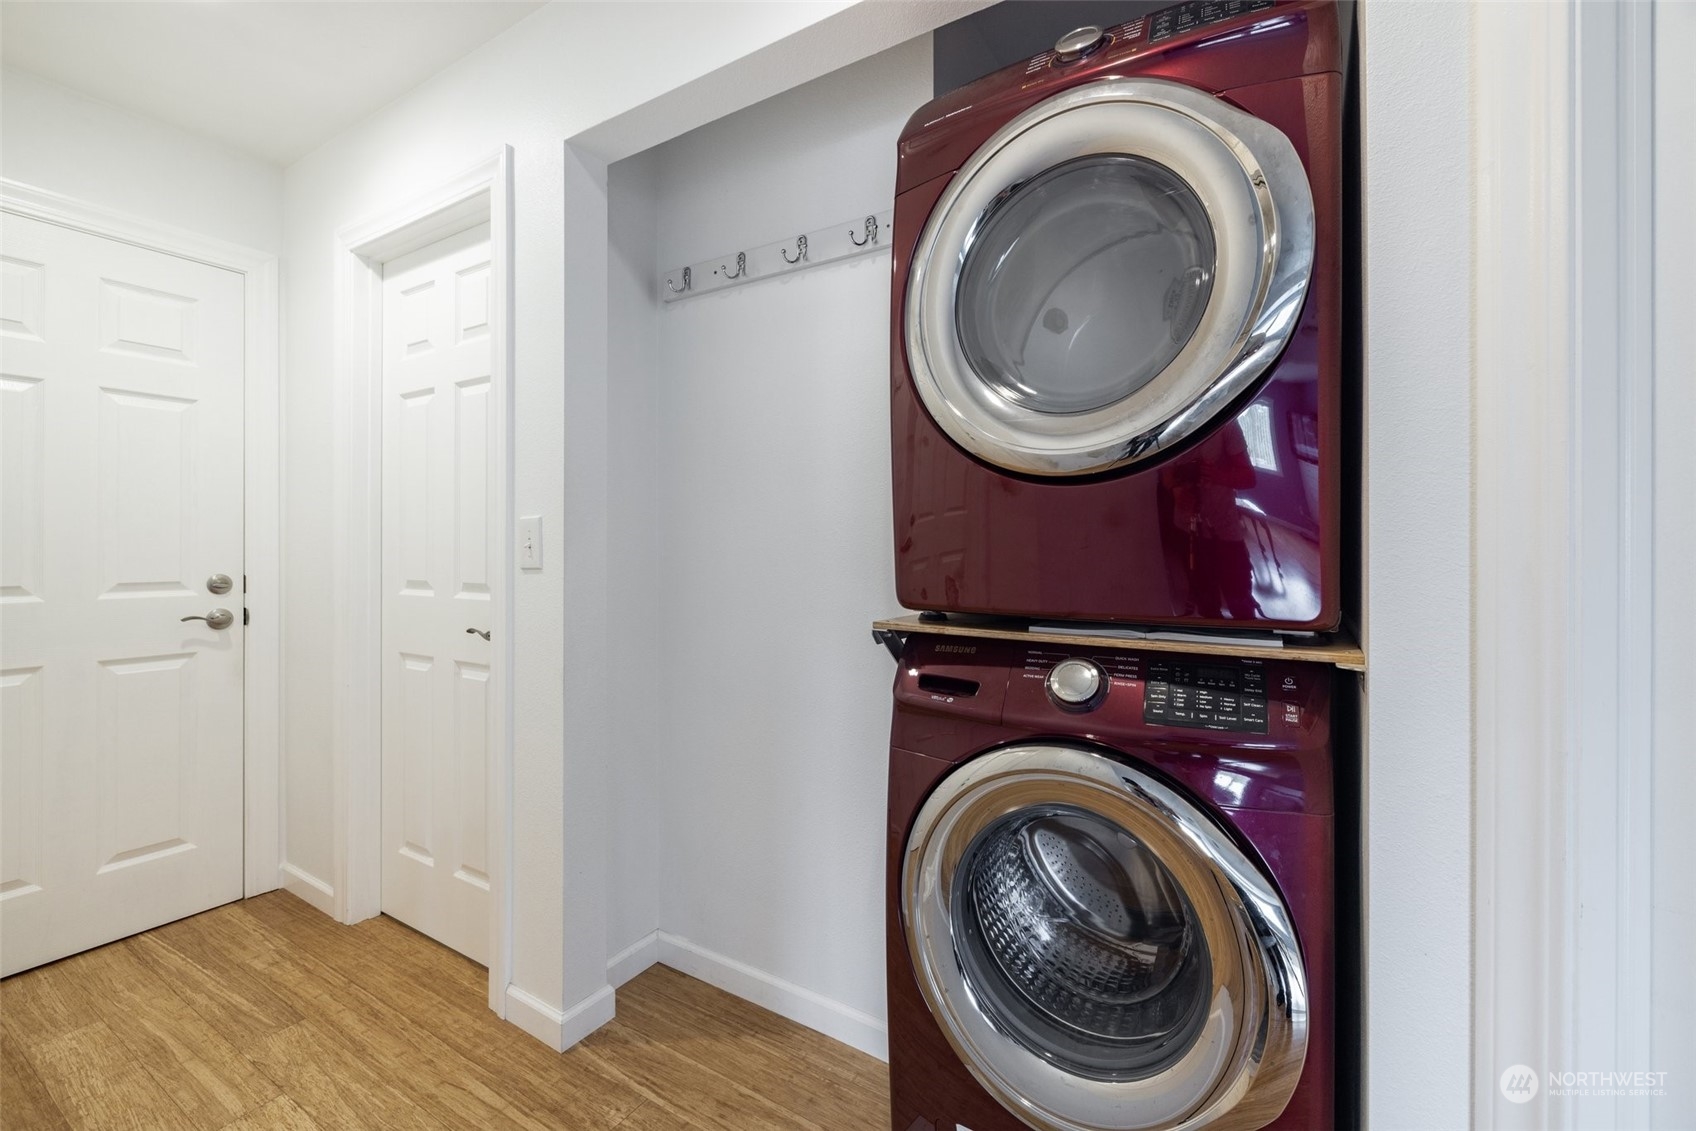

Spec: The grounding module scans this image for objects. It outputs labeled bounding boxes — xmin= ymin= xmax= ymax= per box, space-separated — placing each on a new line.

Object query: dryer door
xmin=902 ymin=744 xmax=1306 ymax=1131
xmin=904 ymin=78 xmax=1313 ymax=476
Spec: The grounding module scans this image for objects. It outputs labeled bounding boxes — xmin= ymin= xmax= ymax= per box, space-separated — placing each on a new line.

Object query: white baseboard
xmin=607 ymin=930 xmax=661 ymax=988
xmin=270 ymin=887 xmax=883 ymax=1066
xmin=279 ymin=888 xmax=886 ymax=1065
xmin=501 ymin=931 xmax=888 ymax=1062
xmin=654 ymin=932 xmax=888 ymax=1062
xmin=504 ymin=982 xmax=616 ymax=1052
xmin=278 ymin=862 xmax=336 ymax=917
xmin=504 ymin=985 xmax=566 ymax=1049
xmin=557 ymin=984 xmax=618 ymax=1048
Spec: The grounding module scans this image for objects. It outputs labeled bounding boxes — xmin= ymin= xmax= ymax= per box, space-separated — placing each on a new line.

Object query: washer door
xmin=905 ymin=78 xmax=1314 ymax=476
xmin=903 ymin=744 xmax=1306 ymax=1131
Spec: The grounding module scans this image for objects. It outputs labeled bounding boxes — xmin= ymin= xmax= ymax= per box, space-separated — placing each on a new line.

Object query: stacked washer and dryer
xmin=880 ymin=4 xmax=1351 ymax=1130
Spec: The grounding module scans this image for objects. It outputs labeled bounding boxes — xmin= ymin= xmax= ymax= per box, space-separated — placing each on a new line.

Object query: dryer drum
xmin=955 ymin=154 xmax=1218 ymax=418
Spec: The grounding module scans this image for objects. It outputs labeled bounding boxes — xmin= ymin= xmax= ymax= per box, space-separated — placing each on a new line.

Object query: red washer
xmin=886 ymin=634 xmax=1336 ymax=1131
xmin=891 ymin=1 xmax=1346 ymax=629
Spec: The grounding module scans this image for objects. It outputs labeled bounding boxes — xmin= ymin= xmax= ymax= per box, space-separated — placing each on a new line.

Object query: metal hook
xmin=665 ymin=266 xmax=692 ymax=294
xmin=781 ymin=235 xmax=808 ymax=265
xmin=719 ymin=252 xmax=747 ymax=280
xmin=849 ymin=215 xmax=879 ymax=247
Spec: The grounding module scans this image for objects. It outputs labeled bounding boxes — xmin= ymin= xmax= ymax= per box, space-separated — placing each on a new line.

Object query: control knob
xmin=1047 ymin=658 xmax=1107 ymax=711
xmin=1054 ymin=26 xmax=1108 ymax=62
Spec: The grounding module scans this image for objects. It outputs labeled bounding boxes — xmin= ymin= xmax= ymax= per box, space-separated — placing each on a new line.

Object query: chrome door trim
xmin=903 ymin=744 xmax=1307 ymax=1131
xmin=904 ymin=78 xmax=1315 ymax=476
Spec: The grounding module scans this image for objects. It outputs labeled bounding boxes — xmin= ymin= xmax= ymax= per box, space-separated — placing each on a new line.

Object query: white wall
xmin=605 ymin=147 xmax=663 ymax=964
xmin=277 ymin=0 xmax=981 ymax=1042
xmin=1360 ymin=3 xmax=1472 ymax=1127
xmin=604 ymin=36 xmax=929 ymax=1055
xmin=0 ymin=66 xmax=282 ymax=252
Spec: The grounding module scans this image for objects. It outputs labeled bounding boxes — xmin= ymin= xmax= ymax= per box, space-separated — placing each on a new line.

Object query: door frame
xmin=1472 ymin=2 xmax=1694 ymax=1126
xmin=326 ymin=149 xmax=515 ymax=1013
xmin=0 ymin=178 xmax=282 ymax=900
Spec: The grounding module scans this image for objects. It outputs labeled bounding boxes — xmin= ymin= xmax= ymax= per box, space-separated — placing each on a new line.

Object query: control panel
xmin=1142 ymin=659 xmax=1269 ymax=734
xmin=1147 ymin=0 xmax=1277 ymax=44
xmin=900 ymin=637 xmax=1321 ymax=740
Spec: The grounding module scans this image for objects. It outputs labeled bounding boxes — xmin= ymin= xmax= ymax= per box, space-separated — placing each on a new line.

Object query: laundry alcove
xmin=601 ymin=35 xmax=930 ymax=1059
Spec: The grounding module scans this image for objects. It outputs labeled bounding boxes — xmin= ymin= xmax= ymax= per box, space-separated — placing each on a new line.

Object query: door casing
xmin=0 ymin=177 xmax=282 ymax=902
xmin=327 ymin=150 xmax=515 ymax=1015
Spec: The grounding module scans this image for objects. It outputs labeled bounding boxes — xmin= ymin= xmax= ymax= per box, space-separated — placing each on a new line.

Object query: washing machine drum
xmin=904 ymin=78 xmax=1315 ymax=477
xmin=903 ymin=744 xmax=1307 ymax=1131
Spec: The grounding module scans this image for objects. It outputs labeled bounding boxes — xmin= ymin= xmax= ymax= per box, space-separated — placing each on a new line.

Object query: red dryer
xmin=886 ymin=634 xmax=1336 ymax=1131
xmin=890 ymin=1 xmax=1347 ymax=629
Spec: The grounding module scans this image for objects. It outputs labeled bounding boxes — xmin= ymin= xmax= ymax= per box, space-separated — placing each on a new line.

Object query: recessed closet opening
xmin=603 ymin=35 xmax=929 ymax=1057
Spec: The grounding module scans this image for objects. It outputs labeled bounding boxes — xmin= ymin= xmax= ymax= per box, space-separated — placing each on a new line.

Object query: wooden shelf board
xmin=872 ymin=613 xmax=1366 ymax=672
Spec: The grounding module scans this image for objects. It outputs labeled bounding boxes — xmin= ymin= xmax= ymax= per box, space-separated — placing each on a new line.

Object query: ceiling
xmin=1 ymin=1 xmax=546 ymax=166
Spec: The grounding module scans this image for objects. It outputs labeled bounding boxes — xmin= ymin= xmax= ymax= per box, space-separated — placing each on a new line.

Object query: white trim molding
xmin=1474 ymin=2 xmax=1691 ymax=1128
xmin=1472 ymin=3 xmax=1574 ymax=1124
xmin=1648 ymin=3 xmax=1696 ymax=1124
xmin=657 ymin=934 xmax=888 ymax=1062
xmin=644 ymin=936 xmax=888 ymax=1063
xmin=279 ymin=862 xmax=336 ymax=918
xmin=601 ymin=930 xmax=887 ymax=1060
xmin=606 ymin=930 xmax=661 ymax=990
xmin=603 ymin=929 xmax=888 ymax=1064
xmin=504 ymin=983 xmax=616 ymax=1054
xmin=326 ymin=149 xmax=516 ymax=1017
xmin=0 ymin=178 xmax=284 ymax=904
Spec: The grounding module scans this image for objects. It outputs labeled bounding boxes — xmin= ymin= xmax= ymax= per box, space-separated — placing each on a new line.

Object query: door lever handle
xmin=466 ymin=628 xmax=490 ymax=641
xmin=182 ymin=609 xmax=235 ymax=630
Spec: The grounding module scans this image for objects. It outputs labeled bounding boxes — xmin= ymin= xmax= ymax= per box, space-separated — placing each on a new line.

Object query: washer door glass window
xmin=957 ymin=156 xmax=1216 ymax=417
xmin=903 ymin=744 xmax=1307 ymax=1131
xmin=905 ymin=78 xmax=1315 ymax=476
xmin=953 ymin=803 xmax=1213 ymax=1081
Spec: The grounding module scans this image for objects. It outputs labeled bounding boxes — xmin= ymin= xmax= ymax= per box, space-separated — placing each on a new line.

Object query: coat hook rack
xmin=660 ymin=208 xmax=894 ymax=304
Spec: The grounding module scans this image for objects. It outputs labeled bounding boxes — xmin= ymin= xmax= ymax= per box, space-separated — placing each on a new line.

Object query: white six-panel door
xmin=379 ymin=222 xmax=493 ymax=963
xmin=0 ymin=212 xmax=246 ymax=976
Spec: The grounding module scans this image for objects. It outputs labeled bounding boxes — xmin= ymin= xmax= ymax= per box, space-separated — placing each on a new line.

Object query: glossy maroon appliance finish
xmin=891 ymin=1 xmax=1346 ymax=629
xmin=886 ymin=634 xmax=1335 ymax=1131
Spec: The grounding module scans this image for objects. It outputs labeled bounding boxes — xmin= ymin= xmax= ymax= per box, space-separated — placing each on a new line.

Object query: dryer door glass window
xmin=903 ymin=78 xmax=1315 ymax=476
xmin=956 ymin=156 xmax=1216 ymax=417
xmin=951 ymin=803 xmax=1213 ymax=1080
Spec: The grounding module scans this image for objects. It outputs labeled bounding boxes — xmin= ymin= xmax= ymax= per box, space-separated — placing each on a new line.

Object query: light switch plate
xmin=518 ymin=515 xmax=543 ymax=570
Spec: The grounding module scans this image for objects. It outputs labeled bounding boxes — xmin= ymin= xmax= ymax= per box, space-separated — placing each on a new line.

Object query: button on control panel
xmin=1143 ymin=660 xmax=1270 ymax=734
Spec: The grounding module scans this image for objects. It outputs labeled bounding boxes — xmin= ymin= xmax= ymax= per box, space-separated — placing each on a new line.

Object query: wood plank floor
xmin=0 ymin=892 xmax=891 ymax=1130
